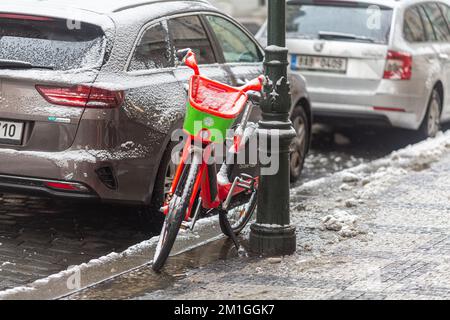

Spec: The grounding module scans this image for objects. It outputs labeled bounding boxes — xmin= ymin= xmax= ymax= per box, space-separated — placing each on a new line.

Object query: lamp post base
xmin=249 ymin=223 xmax=296 ymax=256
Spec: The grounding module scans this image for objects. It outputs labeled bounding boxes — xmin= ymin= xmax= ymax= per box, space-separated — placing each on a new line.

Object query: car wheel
xmin=290 ymin=106 xmax=309 ymax=183
xmin=419 ymin=89 xmax=441 ymax=139
xmin=140 ymin=141 xmax=178 ymax=230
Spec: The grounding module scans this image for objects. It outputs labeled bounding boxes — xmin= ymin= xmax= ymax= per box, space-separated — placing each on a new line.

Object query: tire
xmin=290 ymin=106 xmax=310 ymax=183
xmin=150 ymin=142 xmax=179 ymax=211
xmin=419 ymin=89 xmax=442 ymax=139
xmin=219 ymin=190 xmax=257 ymax=237
xmin=139 ymin=142 xmax=179 ymax=230
xmin=152 ymin=154 xmax=201 ymax=272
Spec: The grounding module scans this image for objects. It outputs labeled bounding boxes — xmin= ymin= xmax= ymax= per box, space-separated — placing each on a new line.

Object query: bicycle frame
xmin=167 ymin=112 xmax=259 ymax=221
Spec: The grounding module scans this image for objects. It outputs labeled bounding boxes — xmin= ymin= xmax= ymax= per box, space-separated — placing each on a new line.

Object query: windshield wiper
xmin=318 ymin=31 xmax=376 ymax=43
xmin=0 ymin=59 xmax=54 ymax=70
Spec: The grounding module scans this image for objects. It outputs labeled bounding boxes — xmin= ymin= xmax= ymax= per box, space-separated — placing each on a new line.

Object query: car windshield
xmin=286 ymin=1 xmax=393 ymax=44
xmin=0 ymin=16 xmax=106 ymax=71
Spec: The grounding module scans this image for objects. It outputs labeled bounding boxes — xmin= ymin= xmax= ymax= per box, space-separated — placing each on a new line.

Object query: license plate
xmin=291 ymin=55 xmax=347 ymax=73
xmin=0 ymin=120 xmax=24 ymax=145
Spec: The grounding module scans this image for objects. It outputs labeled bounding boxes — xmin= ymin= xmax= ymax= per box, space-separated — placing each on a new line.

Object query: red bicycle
xmin=152 ymin=49 xmax=263 ymax=272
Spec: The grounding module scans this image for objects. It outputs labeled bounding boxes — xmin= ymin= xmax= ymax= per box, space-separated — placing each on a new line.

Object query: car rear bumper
xmin=0 ymin=174 xmax=98 ymax=200
xmin=313 ymin=109 xmax=393 ymax=127
xmin=311 ymin=101 xmax=421 ymax=129
xmin=0 ymin=145 xmax=160 ymax=205
xmin=301 ymin=75 xmax=429 ymax=130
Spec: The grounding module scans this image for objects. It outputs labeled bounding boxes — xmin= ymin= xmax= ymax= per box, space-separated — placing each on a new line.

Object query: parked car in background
xmin=0 ymin=0 xmax=311 ymax=220
xmin=257 ymin=0 xmax=450 ymax=138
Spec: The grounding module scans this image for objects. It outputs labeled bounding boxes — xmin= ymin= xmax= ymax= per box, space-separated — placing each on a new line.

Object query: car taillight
xmin=383 ymin=50 xmax=412 ymax=80
xmin=36 ymin=85 xmax=125 ymax=109
xmin=0 ymin=13 xmax=53 ymax=21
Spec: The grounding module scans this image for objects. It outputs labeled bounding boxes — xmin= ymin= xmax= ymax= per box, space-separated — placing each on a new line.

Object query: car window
xmin=404 ymin=7 xmax=426 ymax=42
xmin=205 ymin=15 xmax=263 ymax=63
xmin=168 ymin=15 xmax=216 ymax=65
xmin=129 ymin=22 xmax=172 ymax=71
xmin=0 ymin=17 xmax=105 ymax=71
xmin=423 ymin=2 xmax=450 ymax=41
xmin=418 ymin=5 xmax=438 ymax=41
xmin=286 ymin=3 xmax=393 ymax=44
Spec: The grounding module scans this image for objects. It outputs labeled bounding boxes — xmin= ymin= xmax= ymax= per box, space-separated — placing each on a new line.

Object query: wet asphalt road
xmin=0 ymin=125 xmax=438 ymax=292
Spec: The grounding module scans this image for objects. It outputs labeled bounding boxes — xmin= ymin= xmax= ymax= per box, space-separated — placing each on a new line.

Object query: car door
xmin=404 ymin=5 xmax=441 ymax=120
xmin=123 ymin=20 xmax=185 ymax=138
xmin=202 ymin=14 xmax=264 ymax=122
xmin=169 ymin=14 xmax=231 ymax=95
xmin=422 ymin=2 xmax=450 ymax=117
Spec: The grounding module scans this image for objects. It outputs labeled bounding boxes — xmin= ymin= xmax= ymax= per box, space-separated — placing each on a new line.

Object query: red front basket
xmin=189 ymin=75 xmax=247 ymax=119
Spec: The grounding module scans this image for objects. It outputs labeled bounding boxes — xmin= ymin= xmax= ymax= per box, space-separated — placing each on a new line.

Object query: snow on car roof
xmin=3 ymin=0 xmax=210 ymax=14
xmin=287 ymin=0 xmax=398 ymax=9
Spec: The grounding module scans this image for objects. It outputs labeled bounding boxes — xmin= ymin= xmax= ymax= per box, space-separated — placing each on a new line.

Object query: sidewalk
xmin=138 ymin=131 xmax=450 ymax=300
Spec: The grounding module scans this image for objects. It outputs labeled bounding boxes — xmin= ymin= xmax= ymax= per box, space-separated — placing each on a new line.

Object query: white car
xmin=257 ymin=0 xmax=450 ymax=138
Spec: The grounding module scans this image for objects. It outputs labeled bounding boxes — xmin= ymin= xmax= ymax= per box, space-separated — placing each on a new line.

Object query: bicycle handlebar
xmin=239 ymin=75 xmax=264 ymax=93
xmin=178 ymin=48 xmax=200 ymax=76
xmin=179 ymin=48 xmax=264 ymax=92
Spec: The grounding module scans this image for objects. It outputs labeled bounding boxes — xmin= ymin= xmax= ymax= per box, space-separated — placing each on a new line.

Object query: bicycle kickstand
xmin=218 ymin=210 xmax=240 ymax=251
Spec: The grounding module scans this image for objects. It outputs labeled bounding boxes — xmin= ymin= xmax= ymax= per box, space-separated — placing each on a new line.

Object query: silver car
xmin=257 ymin=0 xmax=450 ymax=138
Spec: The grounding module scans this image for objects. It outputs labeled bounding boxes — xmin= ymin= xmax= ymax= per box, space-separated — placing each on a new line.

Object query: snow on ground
xmin=321 ymin=210 xmax=360 ymax=238
xmin=295 ymin=130 xmax=450 ymax=197
xmin=134 ymin=130 xmax=450 ymax=300
xmin=284 ymin=130 xmax=450 ymax=245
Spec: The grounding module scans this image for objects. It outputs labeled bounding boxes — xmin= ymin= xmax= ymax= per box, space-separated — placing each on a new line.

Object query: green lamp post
xmin=250 ymin=0 xmax=297 ymax=256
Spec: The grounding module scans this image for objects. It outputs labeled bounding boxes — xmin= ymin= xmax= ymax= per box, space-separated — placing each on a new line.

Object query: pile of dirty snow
xmin=321 ymin=210 xmax=360 ymax=238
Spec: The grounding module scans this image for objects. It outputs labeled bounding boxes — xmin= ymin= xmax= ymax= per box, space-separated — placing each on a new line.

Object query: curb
xmin=0 ymin=217 xmax=223 ymax=300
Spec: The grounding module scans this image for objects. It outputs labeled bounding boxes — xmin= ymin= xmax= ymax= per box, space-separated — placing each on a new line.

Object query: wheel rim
xmin=290 ymin=116 xmax=307 ymax=176
xmin=225 ymin=191 xmax=257 ymax=231
xmin=227 ymin=202 xmax=251 ymax=229
xmin=428 ymin=98 xmax=440 ymax=137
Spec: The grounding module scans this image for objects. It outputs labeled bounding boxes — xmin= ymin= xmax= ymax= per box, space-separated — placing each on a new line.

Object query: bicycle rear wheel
xmin=152 ymin=153 xmax=202 ymax=272
xmin=219 ymin=190 xmax=257 ymax=237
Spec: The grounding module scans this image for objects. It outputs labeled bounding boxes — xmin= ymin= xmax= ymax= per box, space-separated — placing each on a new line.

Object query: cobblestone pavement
xmin=0 ymin=197 xmax=154 ymax=291
xmin=0 ymin=126 xmax=425 ymax=295
xmin=133 ymin=137 xmax=450 ymax=300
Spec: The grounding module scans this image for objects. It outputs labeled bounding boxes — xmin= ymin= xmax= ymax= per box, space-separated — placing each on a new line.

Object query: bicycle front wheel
xmin=152 ymin=154 xmax=202 ymax=272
